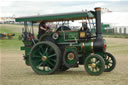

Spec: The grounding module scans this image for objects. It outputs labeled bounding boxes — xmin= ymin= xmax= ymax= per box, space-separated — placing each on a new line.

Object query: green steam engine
xmin=15 ymin=7 xmax=116 ymax=75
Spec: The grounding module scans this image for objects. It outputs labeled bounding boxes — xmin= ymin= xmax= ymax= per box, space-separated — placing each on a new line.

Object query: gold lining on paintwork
xmin=91 ymin=40 xmax=94 ymax=53
xmin=81 ymin=43 xmax=85 ymax=49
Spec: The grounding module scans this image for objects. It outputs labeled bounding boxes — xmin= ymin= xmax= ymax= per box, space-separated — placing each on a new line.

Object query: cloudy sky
xmin=0 ymin=0 xmax=128 ymax=26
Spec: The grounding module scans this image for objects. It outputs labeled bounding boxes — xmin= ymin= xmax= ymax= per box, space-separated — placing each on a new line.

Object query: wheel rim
xmin=30 ymin=43 xmax=58 ymax=74
xmin=85 ymin=55 xmax=105 ymax=75
xmin=104 ymin=52 xmax=116 ymax=72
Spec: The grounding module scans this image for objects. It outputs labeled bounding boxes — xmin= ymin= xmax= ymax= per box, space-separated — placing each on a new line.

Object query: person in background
xmin=38 ymin=21 xmax=50 ymax=39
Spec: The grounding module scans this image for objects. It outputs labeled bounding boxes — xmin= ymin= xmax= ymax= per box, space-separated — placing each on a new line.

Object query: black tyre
xmin=84 ymin=54 xmax=105 ymax=75
xmin=29 ymin=41 xmax=61 ymax=75
xmin=58 ymin=65 xmax=69 ymax=71
xmin=104 ymin=52 xmax=116 ymax=72
xmin=57 ymin=45 xmax=69 ymax=71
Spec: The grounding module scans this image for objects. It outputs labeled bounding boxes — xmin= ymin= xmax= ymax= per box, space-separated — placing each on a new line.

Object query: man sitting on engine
xmin=80 ymin=22 xmax=89 ymax=31
xmin=38 ymin=21 xmax=50 ymax=39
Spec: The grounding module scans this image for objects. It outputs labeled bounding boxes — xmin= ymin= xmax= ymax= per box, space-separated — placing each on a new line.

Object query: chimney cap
xmin=95 ymin=7 xmax=101 ymax=11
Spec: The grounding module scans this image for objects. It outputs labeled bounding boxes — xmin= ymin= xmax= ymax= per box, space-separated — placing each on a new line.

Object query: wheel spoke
xmin=108 ymin=64 xmax=112 ymax=67
xmin=107 ymin=65 xmax=110 ymax=69
xmin=91 ymin=58 xmax=93 ymax=63
xmin=44 ymin=47 xmax=48 ymax=55
xmin=96 ymin=67 xmax=99 ymax=72
xmin=43 ymin=66 xmax=45 ymax=71
xmin=88 ymin=64 xmax=92 ymax=66
xmin=37 ymin=62 xmax=43 ymax=67
xmin=92 ymin=68 xmax=95 ymax=72
xmin=94 ymin=68 xmax=97 ymax=72
xmin=50 ymin=59 xmax=56 ymax=63
xmin=109 ymin=60 xmax=112 ymax=63
xmin=96 ymin=60 xmax=100 ymax=64
xmin=39 ymin=52 xmax=43 ymax=56
xmin=91 ymin=58 xmax=97 ymax=63
xmin=40 ymin=47 xmax=45 ymax=53
xmin=34 ymin=60 xmax=42 ymax=66
xmin=47 ymin=60 xmax=55 ymax=68
xmin=42 ymin=63 xmax=46 ymax=71
xmin=107 ymin=56 xmax=111 ymax=61
xmin=33 ymin=55 xmax=41 ymax=58
xmin=33 ymin=49 xmax=40 ymax=55
xmin=48 ymin=54 xmax=56 ymax=58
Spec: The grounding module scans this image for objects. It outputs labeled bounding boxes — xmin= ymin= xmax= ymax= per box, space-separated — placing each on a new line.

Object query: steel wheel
xmin=104 ymin=52 xmax=116 ymax=72
xmin=29 ymin=41 xmax=61 ymax=75
xmin=58 ymin=65 xmax=69 ymax=71
xmin=84 ymin=54 xmax=105 ymax=75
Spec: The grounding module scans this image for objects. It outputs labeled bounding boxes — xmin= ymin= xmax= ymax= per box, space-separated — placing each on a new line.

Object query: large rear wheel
xmin=58 ymin=65 xmax=69 ymax=71
xmin=29 ymin=41 xmax=61 ymax=75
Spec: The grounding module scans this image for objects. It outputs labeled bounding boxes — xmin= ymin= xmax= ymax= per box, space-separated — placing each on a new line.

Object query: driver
xmin=80 ymin=22 xmax=89 ymax=31
xmin=38 ymin=21 xmax=50 ymax=39
xmin=80 ymin=22 xmax=91 ymax=38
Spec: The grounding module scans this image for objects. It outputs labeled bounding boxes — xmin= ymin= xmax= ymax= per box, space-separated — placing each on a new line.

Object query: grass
xmin=103 ymin=34 xmax=128 ymax=38
xmin=0 ymin=24 xmax=23 ymax=50
xmin=1 ymin=24 xmax=128 ymax=85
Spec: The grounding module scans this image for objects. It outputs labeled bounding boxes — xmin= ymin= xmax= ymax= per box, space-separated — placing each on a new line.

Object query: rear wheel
xmin=58 ymin=65 xmax=69 ymax=71
xmin=84 ymin=54 xmax=105 ymax=75
xmin=29 ymin=41 xmax=61 ymax=74
xmin=104 ymin=52 xmax=116 ymax=72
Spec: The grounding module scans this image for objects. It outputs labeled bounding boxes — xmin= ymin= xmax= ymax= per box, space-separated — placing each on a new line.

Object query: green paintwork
xmin=21 ymin=46 xmax=25 ymax=50
xmin=15 ymin=11 xmax=95 ymax=22
xmin=65 ymin=47 xmax=77 ymax=66
xmin=21 ymin=46 xmax=31 ymax=65
xmin=65 ymin=32 xmax=78 ymax=40
xmin=20 ymin=41 xmax=33 ymax=65
xmin=84 ymin=40 xmax=92 ymax=53
xmin=57 ymin=31 xmax=79 ymax=43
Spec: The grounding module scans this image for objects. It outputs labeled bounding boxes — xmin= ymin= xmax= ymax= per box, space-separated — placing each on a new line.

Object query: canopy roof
xmin=15 ymin=11 xmax=95 ymax=22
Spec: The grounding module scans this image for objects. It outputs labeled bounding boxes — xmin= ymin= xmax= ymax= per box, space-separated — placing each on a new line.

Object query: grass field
xmin=0 ymin=24 xmax=128 ymax=85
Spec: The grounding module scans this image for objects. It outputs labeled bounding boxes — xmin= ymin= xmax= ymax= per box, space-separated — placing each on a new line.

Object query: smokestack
xmin=95 ymin=7 xmax=102 ymax=39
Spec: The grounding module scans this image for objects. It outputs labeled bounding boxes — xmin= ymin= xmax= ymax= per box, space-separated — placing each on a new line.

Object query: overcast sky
xmin=0 ymin=0 xmax=128 ymax=26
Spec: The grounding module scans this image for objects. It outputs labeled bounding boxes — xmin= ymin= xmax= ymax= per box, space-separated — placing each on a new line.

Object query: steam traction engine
xmin=15 ymin=7 xmax=116 ymax=75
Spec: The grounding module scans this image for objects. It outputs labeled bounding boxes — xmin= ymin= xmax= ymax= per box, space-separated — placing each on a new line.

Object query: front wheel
xmin=84 ymin=54 xmax=105 ymax=75
xmin=29 ymin=41 xmax=61 ymax=75
xmin=104 ymin=52 xmax=116 ymax=72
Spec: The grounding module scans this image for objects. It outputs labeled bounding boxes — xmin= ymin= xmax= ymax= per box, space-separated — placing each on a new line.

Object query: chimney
xmin=95 ymin=7 xmax=102 ymax=39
